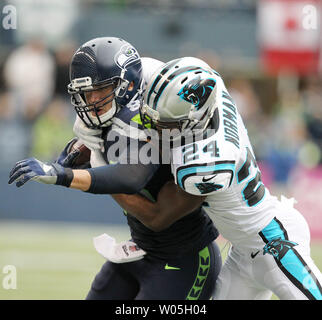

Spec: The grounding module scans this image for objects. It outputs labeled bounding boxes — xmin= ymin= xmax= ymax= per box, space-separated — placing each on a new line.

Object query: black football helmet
xmin=68 ymin=37 xmax=144 ymax=128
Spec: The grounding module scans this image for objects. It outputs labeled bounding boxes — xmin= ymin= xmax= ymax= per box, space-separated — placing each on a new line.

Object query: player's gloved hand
xmin=55 ymin=137 xmax=81 ymax=168
xmin=73 ymin=116 xmax=104 ymax=152
xmin=8 ymin=158 xmax=73 ymax=188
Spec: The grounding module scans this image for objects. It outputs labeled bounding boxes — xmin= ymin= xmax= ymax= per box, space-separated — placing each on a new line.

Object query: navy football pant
xmin=86 ymin=241 xmax=221 ymax=300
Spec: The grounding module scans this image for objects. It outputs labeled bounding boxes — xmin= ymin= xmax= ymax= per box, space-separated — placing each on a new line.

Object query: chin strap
xmin=89 ymin=100 xmax=119 ymax=128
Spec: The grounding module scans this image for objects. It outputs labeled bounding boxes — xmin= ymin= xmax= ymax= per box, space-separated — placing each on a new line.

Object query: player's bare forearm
xmin=69 ymin=169 xmax=92 ymax=191
xmin=112 ymin=181 xmax=206 ymax=232
xmin=112 ymin=193 xmax=158 ymax=225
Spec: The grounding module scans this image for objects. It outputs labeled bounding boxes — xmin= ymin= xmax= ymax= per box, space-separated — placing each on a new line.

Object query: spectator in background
xmin=227 ymin=78 xmax=274 ymax=187
xmin=228 ymin=78 xmax=261 ymax=121
xmin=299 ymin=76 xmax=322 ymax=166
xmin=29 ymin=41 xmax=78 ymax=162
xmin=54 ymin=42 xmax=77 ymax=99
xmin=31 ymin=98 xmax=74 ymax=162
xmin=0 ymin=39 xmax=55 ymax=166
xmin=4 ymin=38 xmax=55 ymax=122
xmin=227 ymin=78 xmax=267 ymax=151
xmin=265 ymin=82 xmax=308 ymax=186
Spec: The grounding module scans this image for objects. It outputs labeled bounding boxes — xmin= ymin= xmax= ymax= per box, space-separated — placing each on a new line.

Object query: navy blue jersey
xmin=101 ymin=106 xmax=219 ymax=260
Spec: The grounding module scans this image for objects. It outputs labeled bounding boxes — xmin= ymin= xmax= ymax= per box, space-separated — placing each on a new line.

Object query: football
xmin=68 ymin=139 xmax=91 ymax=167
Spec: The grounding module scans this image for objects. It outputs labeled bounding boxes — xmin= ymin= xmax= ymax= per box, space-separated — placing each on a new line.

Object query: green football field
xmin=0 ymin=219 xmax=321 ymax=300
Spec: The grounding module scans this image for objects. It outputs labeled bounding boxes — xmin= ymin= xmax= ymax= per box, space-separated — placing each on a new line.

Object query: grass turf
xmin=0 ymin=220 xmax=321 ymax=300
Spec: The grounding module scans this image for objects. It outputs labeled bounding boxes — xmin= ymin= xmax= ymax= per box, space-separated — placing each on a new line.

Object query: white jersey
xmin=171 ymin=75 xmax=281 ymax=249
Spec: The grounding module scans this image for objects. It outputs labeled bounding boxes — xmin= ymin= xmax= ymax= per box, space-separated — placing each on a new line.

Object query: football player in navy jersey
xmin=8 ymin=37 xmax=221 ymax=300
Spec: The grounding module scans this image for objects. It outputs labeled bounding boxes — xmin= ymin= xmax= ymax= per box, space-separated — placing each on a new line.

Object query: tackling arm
xmin=8 ymin=143 xmax=204 ymax=232
xmin=112 ymin=180 xmax=206 ymax=232
xmin=8 ymin=157 xmax=158 ymax=195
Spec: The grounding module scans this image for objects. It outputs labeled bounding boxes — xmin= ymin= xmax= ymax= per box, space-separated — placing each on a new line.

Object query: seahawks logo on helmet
xmin=114 ymin=44 xmax=140 ymax=70
xmin=178 ymin=77 xmax=216 ymax=110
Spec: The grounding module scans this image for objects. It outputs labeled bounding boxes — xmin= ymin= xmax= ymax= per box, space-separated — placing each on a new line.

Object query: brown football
xmin=69 ymin=139 xmax=91 ymax=166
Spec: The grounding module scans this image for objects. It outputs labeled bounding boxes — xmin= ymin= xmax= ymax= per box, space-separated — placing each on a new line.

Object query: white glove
xmin=93 ymin=233 xmax=146 ymax=263
xmin=73 ymin=115 xmax=104 ymax=152
xmin=90 ymin=149 xmax=107 ymax=168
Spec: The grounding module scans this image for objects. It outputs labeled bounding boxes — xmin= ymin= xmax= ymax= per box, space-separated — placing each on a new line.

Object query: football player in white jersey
xmin=140 ymin=57 xmax=322 ymax=300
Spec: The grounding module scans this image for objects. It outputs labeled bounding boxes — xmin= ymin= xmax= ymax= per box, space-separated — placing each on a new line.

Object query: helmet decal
xmin=152 ymin=66 xmax=202 ymax=110
xmin=146 ymin=58 xmax=181 ymax=106
xmin=114 ymin=44 xmax=140 ymax=70
xmin=178 ymin=77 xmax=216 ymax=110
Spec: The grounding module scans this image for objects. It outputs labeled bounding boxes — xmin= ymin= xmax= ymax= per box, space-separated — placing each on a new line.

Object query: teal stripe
xmin=261 ymin=219 xmax=322 ymax=300
xmin=261 ymin=218 xmax=286 ymax=241
xmin=177 ymin=163 xmax=235 ymax=188
xmin=280 ymin=250 xmax=322 ymax=300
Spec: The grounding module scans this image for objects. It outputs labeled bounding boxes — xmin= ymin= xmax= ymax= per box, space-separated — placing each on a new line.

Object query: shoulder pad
xmin=114 ymin=101 xmax=145 ymax=129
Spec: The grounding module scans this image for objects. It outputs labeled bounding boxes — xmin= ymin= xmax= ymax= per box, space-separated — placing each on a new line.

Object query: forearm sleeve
xmin=86 ymin=163 xmax=159 ymax=194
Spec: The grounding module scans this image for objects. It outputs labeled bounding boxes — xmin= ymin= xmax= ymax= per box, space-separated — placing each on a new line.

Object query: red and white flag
xmin=257 ymin=0 xmax=321 ymax=75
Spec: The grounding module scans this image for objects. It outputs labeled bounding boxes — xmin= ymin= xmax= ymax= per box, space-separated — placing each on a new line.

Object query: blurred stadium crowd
xmin=0 ymin=0 xmax=321 ymax=233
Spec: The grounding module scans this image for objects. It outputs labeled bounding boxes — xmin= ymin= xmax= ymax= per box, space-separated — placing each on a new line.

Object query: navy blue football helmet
xmin=68 ymin=37 xmax=144 ymax=128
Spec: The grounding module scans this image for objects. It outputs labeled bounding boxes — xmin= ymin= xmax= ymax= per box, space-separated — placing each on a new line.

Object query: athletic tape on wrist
xmin=53 ymin=165 xmax=74 ymax=187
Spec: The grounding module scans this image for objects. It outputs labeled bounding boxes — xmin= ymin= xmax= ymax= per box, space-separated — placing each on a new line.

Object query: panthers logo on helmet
xmin=177 ymin=76 xmax=216 ymax=110
xmin=114 ymin=44 xmax=140 ymax=70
